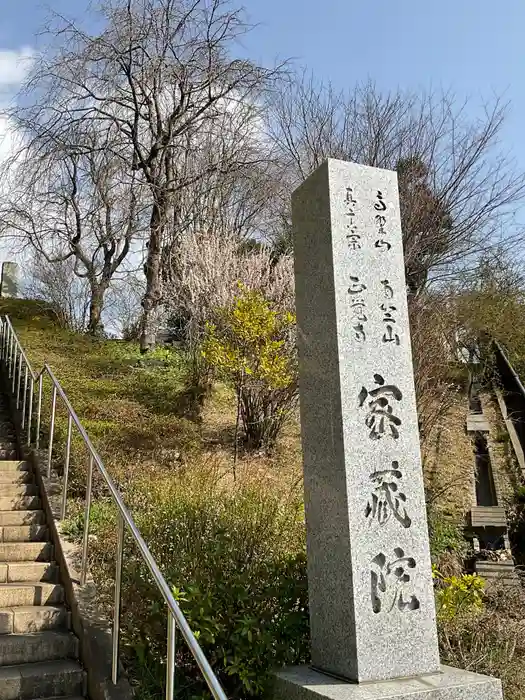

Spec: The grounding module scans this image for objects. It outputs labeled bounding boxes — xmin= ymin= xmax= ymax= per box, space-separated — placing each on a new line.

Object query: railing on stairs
xmin=0 ymin=315 xmax=228 ymax=700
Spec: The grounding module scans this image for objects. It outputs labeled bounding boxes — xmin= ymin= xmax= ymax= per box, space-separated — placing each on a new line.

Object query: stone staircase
xmin=0 ymin=394 xmax=86 ymax=699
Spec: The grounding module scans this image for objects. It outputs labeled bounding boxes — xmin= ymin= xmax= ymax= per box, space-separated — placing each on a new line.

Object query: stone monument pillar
xmin=0 ymin=262 xmax=18 ymax=298
xmin=274 ymin=160 xmax=503 ymax=700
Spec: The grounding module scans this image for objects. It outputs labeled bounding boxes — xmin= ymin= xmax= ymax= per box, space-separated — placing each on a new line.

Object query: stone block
xmin=282 ymin=159 xmax=504 ymax=699
xmin=2 ymin=524 xmax=48 ymax=542
xmin=12 ymin=605 xmax=69 ymax=633
xmin=274 ymin=665 xmax=503 ymax=700
xmin=0 ymin=511 xmax=44 ymax=527
xmin=0 ymin=542 xmax=52 ymax=562
xmin=0 ymin=583 xmax=63 ymax=607
xmin=7 ymin=562 xmax=59 ymax=583
xmin=292 ymin=160 xmax=439 ymax=682
xmin=0 ymin=262 xmax=18 ymax=299
xmin=0 ymin=631 xmax=77 ymax=666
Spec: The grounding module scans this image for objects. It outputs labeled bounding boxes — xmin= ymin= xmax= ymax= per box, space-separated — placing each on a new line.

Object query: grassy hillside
xmin=3 ymin=298 xmax=525 ymax=700
xmin=1 ymin=298 xmax=302 ymax=491
xmin=1 ymin=298 xmax=308 ymax=698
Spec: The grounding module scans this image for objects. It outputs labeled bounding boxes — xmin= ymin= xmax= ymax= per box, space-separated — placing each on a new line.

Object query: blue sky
xmin=0 ymin=0 xmax=521 ymax=294
xmin=1 ymin=0 xmax=523 ymax=157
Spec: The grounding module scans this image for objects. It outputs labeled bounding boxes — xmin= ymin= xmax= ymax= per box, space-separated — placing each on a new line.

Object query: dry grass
xmin=439 ymin=581 xmax=525 ymax=700
xmin=422 ymin=393 xmax=476 ymax=520
xmin=1 ymin=298 xmax=303 ymax=496
xmin=481 ymin=391 xmax=523 ymax=507
xmin=5 ymin=299 xmax=525 ymax=699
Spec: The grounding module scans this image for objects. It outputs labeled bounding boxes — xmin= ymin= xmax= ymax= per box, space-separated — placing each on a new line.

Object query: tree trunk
xmin=87 ymin=285 xmax=106 ymax=335
xmin=140 ymin=195 xmax=165 ymax=353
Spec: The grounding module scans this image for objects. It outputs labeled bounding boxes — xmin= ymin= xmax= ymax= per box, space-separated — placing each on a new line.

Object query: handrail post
xmin=1 ymin=321 xmax=6 ymax=363
xmin=21 ymin=366 xmax=28 ymax=429
xmin=0 ymin=315 xmax=228 ymax=700
xmin=8 ymin=331 xmax=14 ymax=379
xmin=61 ymin=413 xmax=73 ymax=520
xmin=166 ymin=611 xmax=177 ymax=700
xmin=15 ymin=353 xmax=22 ymax=409
xmin=2 ymin=322 xmax=6 ymax=363
xmin=27 ymin=377 xmax=34 ymax=447
xmin=81 ymin=455 xmax=94 ymax=586
xmin=36 ymin=374 xmax=43 ymax=450
xmin=10 ymin=330 xmax=15 ymax=379
xmin=6 ymin=325 xmax=12 ymax=369
xmin=11 ymin=346 xmax=17 ymax=392
xmin=112 ymin=514 xmax=125 ymax=684
xmin=47 ymin=385 xmax=57 ymax=478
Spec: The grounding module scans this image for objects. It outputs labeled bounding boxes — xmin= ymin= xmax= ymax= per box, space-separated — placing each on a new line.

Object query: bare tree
xmin=0 ymin=128 xmax=146 ymax=335
xmin=12 ymin=0 xmax=284 ymax=350
xmin=267 ymin=76 xmax=525 ymax=290
xmin=409 ymin=291 xmax=459 ymax=448
xmin=24 ymin=253 xmax=91 ymax=332
xmin=105 ymin=273 xmax=146 ymax=339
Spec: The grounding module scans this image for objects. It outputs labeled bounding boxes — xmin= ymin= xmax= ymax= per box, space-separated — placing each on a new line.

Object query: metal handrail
xmin=494 ymin=339 xmax=525 ymax=402
xmin=0 ymin=315 xmax=228 ymax=700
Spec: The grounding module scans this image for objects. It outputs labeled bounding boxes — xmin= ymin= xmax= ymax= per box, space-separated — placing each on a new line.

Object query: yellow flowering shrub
xmin=202 ymin=284 xmax=297 ymax=450
xmin=433 ymin=566 xmax=485 ymax=620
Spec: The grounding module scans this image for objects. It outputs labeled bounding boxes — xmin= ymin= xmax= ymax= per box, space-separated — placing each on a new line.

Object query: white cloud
xmin=0 ymin=47 xmax=33 ymax=88
xmin=0 ymin=48 xmax=35 ymax=264
xmin=0 ymin=46 xmax=34 ymax=161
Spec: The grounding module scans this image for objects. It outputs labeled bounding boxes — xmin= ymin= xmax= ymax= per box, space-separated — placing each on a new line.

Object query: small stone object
xmin=273 ymin=159 xmax=503 ymax=700
xmin=0 ymin=263 xmax=18 ymax=299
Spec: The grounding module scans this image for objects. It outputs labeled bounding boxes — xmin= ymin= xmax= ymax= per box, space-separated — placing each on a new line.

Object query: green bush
xmin=82 ymin=467 xmax=309 ymax=699
xmin=438 ymin=582 xmax=525 ymax=700
xmin=201 ymin=284 xmax=298 ymax=451
xmin=428 ymin=511 xmax=468 ymax=563
xmin=434 ymin=569 xmax=485 ymax=621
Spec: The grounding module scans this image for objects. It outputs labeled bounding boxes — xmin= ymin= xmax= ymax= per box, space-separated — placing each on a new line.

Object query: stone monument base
xmin=274 ymin=665 xmax=502 ymax=700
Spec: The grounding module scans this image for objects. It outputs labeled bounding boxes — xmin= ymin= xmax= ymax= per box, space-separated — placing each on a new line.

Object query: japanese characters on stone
xmin=365 ymin=462 xmax=411 ymax=529
xmin=371 ymin=548 xmax=420 ymax=614
xmin=346 ymin=188 xmax=402 ymax=347
xmin=374 ymin=190 xmax=392 ymax=251
xmin=358 ymin=373 xmax=402 ymax=440
xmin=345 ymin=184 xmax=420 ymax=616
xmin=381 ymin=279 xmax=400 ymax=345
xmin=348 ymin=276 xmax=368 ymax=343
xmin=345 ymin=187 xmax=361 ymax=250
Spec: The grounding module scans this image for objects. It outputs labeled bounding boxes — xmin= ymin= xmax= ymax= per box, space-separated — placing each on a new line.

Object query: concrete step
xmin=0 ymin=543 xmax=53 ymax=562
xmin=0 ymin=659 xmax=86 ymax=699
xmin=470 ymin=506 xmax=507 ymax=529
xmin=0 ymin=562 xmax=59 ymax=584
xmin=0 ymin=496 xmax=40 ymax=512
xmin=1 ymin=525 xmax=48 ymax=543
xmin=0 ymin=584 xmax=64 ymax=607
xmin=0 ymin=632 xmax=77 ymax=666
xmin=0 ymin=485 xmax=37 ymax=498
xmin=0 ymin=607 xmax=69 ymax=634
xmin=0 ymin=462 xmax=30 ymax=473
xmin=476 ymin=560 xmax=515 ymax=575
xmin=475 ymin=560 xmax=518 ymax=585
xmin=0 ymin=512 xmax=45 ymax=527
xmin=0 ymin=473 xmax=32 ymax=485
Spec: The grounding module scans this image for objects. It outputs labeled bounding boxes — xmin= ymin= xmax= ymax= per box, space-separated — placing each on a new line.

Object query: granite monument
xmin=273 ymin=159 xmax=503 ymax=700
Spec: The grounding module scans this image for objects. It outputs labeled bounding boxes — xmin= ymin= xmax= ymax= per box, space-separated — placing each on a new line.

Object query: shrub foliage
xmin=202 ymin=284 xmax=298 ymax=450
